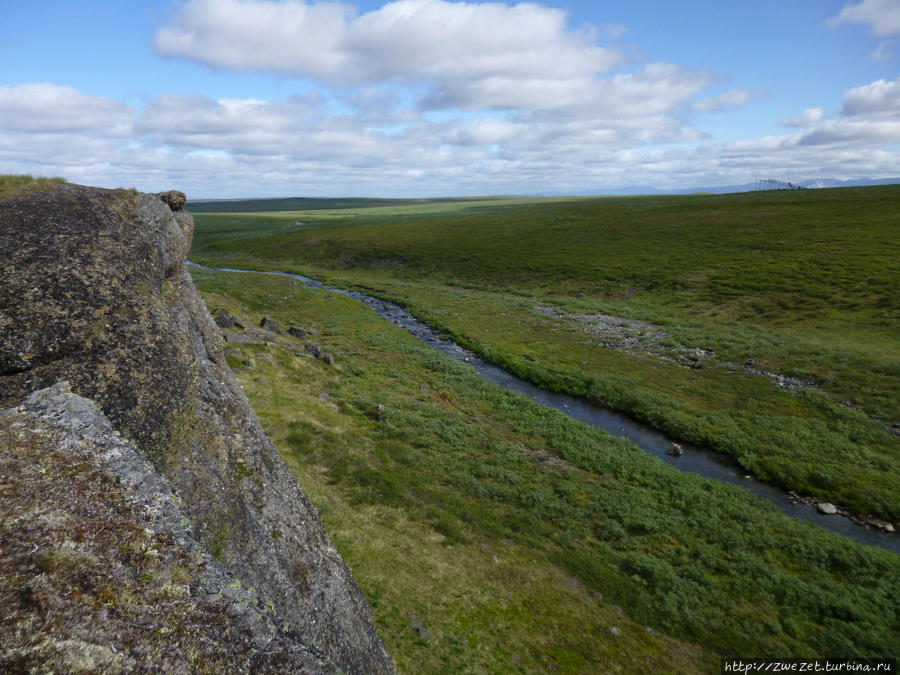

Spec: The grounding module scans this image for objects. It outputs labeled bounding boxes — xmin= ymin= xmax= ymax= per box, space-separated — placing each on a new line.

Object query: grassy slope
xmin=190 ymin=268 xmax=899 ymax=670
xmin=189 ymin=187 xmax=900 ymax=522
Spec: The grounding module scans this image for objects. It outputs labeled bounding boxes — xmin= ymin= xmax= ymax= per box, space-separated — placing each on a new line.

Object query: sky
xmin=1 ymin=0 xmax=899 ymax=198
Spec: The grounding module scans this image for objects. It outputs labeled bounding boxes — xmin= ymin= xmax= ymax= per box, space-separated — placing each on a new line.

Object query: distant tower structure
xmin=756 ymin=178 xmax=807 ymax=191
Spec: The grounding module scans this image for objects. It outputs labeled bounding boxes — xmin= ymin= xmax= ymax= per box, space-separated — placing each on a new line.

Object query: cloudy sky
xmin=2 ymin=0 xmax=899 ymax=197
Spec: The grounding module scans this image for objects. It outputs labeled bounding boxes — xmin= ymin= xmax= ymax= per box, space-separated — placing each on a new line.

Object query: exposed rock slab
xmin=1 ymin=383 xmax=327 ymax=673
xmin=0 ymin=183 xmax=393 ymax=673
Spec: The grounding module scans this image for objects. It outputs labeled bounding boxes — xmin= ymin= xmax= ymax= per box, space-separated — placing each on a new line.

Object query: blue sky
xmin=1 ymin=0 xmax=899 ymax=197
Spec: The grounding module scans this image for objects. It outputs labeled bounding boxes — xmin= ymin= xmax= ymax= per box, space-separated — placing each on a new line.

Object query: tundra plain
xmin=188 ymin=186 xmax=899 ymax=671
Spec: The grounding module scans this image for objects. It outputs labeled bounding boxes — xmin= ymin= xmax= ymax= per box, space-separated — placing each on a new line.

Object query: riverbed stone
xmin=816 ymin=502 xmax=837 ymax=515
xmin=666 ymin=443 xmax=684 ymax=456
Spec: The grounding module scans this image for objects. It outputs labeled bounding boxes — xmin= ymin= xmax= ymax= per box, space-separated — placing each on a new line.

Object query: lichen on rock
xmin=0 ymin=183 xmax=393 ymax=673
xmin=1 ymin=382 xmax=328 ymax=672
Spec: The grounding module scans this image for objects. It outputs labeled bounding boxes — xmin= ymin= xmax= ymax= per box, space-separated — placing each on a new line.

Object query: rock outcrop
xmin=0 ymin=182 xmax=394 ymax=672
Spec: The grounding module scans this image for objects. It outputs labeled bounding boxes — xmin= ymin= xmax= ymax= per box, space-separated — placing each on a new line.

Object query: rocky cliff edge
xmin=0 ymin=182 xmax=394 ymax=673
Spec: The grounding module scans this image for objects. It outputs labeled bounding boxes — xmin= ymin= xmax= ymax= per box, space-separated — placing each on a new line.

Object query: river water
xmin=188 ymin=262 xmax=898 ymax=554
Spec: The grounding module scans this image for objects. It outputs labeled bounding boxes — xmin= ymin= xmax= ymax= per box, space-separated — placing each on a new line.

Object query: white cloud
xmin=736 ymin=76 xmax=900 ymax=150
xmin=155 ymin=0 xmax=354 ymax=79
xmin=798 ymin=118 xmax=900 ymax=146
xmin=4 ymin=70 xmax=900 ymax=198
xmin=829 ymin=0 xmax=900 ymax=37
xmin=151 ymin=0 xmax=721 ymax=152
xmin=593 ymin=63 xmax=715 ymax=116
xmin=838 ymin=74 xmax=900 ymax=116
xmin=0 ymin=83 xmax=133 ymax=134
xmin=155 ymin=0 xmax=625 ymax=97
xmin=780 ymin=107 xmax=825 ymax=127
xmin=451 ymin=118 xmax=522 ymax=146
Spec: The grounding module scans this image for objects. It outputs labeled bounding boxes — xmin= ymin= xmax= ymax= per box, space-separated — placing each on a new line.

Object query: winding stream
xmin=188 ymin=262 xmax=899 ymax=553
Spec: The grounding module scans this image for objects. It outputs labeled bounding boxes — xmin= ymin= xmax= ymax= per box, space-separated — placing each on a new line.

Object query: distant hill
xmin=567 ymin=177 xmax=900 ymax=197
xmin=676 ymin=177 xmax=900 ymax=194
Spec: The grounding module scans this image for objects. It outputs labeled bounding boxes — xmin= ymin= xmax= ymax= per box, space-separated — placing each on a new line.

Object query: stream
xmin=188 ymin=262 xmax=899 ymax=554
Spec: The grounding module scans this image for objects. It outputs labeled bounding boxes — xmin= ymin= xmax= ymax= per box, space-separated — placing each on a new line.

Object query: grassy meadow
xmin=190 ymin=266 xmax=898 ymax=671
xmin=187 ymin=186 xmax=899 ymax=669
xmin=189 ymin=186 xmax=900 ymax=522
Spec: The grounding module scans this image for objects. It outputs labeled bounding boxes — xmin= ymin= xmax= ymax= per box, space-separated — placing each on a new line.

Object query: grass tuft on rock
xmin=0 ymin=174 xmax=66 ymax=200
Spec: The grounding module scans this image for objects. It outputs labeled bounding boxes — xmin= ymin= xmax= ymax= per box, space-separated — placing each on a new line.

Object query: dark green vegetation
xmin=189 ymin=187 xmax=900 ymax=523
xmin=0 ymin=174 xmax=66 ymax=199
xmin=190 ymin=266 xmax=899 ymax=671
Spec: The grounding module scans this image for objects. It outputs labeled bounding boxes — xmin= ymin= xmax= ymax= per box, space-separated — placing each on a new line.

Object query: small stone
xmin=288 ymin=325 xmax=307 ymax=339
xmin=608 ymin=626 xmax=621 ymax=637
xmin=816 ymin=502 xmax=837 ymax=515
xmin=666 ymin=443 xmax=683 ymax=457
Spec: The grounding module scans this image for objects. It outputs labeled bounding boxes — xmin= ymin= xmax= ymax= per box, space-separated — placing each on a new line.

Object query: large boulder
xmin=0 ymin=182 xmax=393 ymax=673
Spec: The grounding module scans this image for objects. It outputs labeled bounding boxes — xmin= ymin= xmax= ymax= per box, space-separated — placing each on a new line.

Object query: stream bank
xmin=188 ymin=262 xmax=899 ymax=554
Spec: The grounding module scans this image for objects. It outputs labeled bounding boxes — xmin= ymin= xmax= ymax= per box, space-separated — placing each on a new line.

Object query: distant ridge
xmin=188 ymin=178 xmax=900 ymax=206
xmin=677 ymin=176 xmax=900 ymax=194
xmin=535 ymin=176 xmax=900 ymax=197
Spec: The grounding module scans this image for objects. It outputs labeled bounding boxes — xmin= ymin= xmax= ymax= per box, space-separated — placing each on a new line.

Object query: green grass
xmin=189 ymin=186 xmax=900 ymax=522
xmin=185 ymin=195 xmax=519 ymax=213
xmin=0 ymin=174 xmax=66 ymax=199
xmin=190 ymin=268 xmax=899 ymax=670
